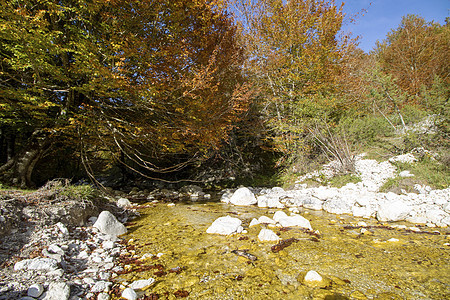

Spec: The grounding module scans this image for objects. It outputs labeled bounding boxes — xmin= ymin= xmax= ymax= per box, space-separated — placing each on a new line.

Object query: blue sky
xmin=340 ymin=0 xmax=449 ymax=52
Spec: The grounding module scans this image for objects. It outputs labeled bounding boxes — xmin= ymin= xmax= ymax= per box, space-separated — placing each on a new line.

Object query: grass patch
xmin=380 ymin=156 xmax=449 ymax=193
xmin=328 ymin=174 xmax=362 ymax=188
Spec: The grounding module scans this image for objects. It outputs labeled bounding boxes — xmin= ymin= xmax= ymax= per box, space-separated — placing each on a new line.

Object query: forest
xmin=0 ymin=0 xmax=448 ymax=189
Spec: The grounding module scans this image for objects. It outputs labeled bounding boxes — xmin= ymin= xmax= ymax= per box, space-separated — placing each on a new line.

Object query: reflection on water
xmin=118 ymin=201 xmax=450 ymax=299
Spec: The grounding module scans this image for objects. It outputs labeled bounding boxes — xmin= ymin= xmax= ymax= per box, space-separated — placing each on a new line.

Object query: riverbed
xmin=118 ymin=201 xmax=450 ymax=299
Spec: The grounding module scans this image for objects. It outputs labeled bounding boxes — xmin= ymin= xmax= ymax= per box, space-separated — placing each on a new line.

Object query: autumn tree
xmin=0 ymin=0 xmax=251 ymax=187
xmin=375 ymin=14 xmax=449 ymax=97
xmin=228 ymin=0 xmax=353 ymax=169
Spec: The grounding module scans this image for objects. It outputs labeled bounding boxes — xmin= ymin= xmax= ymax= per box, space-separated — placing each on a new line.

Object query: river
xmin=116 ymin=200 xmax=450 ymax=299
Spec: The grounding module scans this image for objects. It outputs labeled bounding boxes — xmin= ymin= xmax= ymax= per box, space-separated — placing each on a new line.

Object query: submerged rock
xmin=206 ymin=216 xmax=243 ymax=235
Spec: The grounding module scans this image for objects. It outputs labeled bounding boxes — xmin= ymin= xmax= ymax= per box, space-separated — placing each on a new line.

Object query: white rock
xmin=122 ymin=288 xmax=138 ymax=300
xmin=55 ymin=222 xmax=69 ymax=235
xmin=117 ymin=198 xmax=132 ymax=208
xmin=43 ymin=282 xmax=70 ymax=300
xmin=257 ymin=195 xmax=284 ymax=208
xmin=426 ymin=209 xmax=448 ymax=225
xmin=258 ymin=216 xmax=276 ymax=225
xmin=102 ymin=240 xmax=115 ymax=249
xmin=27 ymin=283 xmax=44 ymax=298
xmin=14 ymin=258 xmax=58 ymax=271
xmin=97 ymin=293 xmax=110 ymax=300
xmin=390 ymin=153 xmax=417 ymax=164
xmin=48 ymin=244 xmax=64 ymax=255
xmin=277 ymin=214 xmax=312 ymax=230
xmin=323 ymin=198 xmax=354 ymax=215
xmin=399 ymin=170 xmax=414 ymax=177
xmin=313 ymin=187 xmax=339 ymax=201
xmin=302 ymin=197 xmax=323 ymax=210
xmin=258 ymin=229 xmax=280 ymax=242
xmin=352 ymin=206 xmax=375 ymax=218
xmin=93 ymin=211 xmax=127 ymax=238
xmin=206 ymin=216 xmax=243 ymax=235
xmin=273 ymin=211 xmax=288 ymax=222
xmin=90 ymin=281 xmax=112 ymax=293
xmin=249 ymin=218 xmax=260 ymax=227
xmin=377 ymin=200 xmax=412 ymax=222
xmin=220 ymin=189 xmax=234 ymax=203
xmin=304 ymin=270 xmax=323 ymax=282
xmin=229 ymin=187 xmax=257 ymax=206
xmin=129 ymin=278 xmax=155 ymax=290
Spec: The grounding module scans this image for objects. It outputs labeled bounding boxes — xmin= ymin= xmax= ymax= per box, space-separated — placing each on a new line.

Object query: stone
xmin=377 ymin=200 xmax=412 ymax=222
xmin=257 ymin=195 xmax=284 ymax=208
xmin=117 ymin=198 xmax=132 ymax=208
xmin=27 ymin=283 xmax=44 ymax=298
xmin=258 ymin=229 xmax=280 ymax=242
xmin=14 ymin=258 xmax=58 ymax=271
xmin=273 ymin=211 xmax=288 ymax=223
xmin=304 ymin=270 xmax=322 ymax=282
xmin=93 ymin=211 xmax=127 ymax=238
xmin=258 ymin=216 xmax=276 ymax=225
xmin=277 ymin=214 xmax=312 ymax=230
xmin=302 ymin=197 xmax=323 ymax=210
xmin=399 ymin=170 xmax=414 ymax=177
xmin=56 ymin=222 xmax=69 ymax=235
xmin=228 ymin=187 xmax=257 ymax=206
xmin=129 ymin=278 xmax=155 ymax=290
xmin=322 ymin=198 xmax=353 ymax=215
xmin=249 ymin=218 xmax=260 ymax=227
xmin=122 ymin=288 xmax=138 ymax=300
xmin=206 ymin=216 xmax=243 ymax=235
xmin=90 ymin=281 xmax=112 ymax=293
xmin=97 ymin=293 xmax=110 ymax=300
xmin=426 ymin=209 xmax=448 ymax=225
xmin=43 ymin=282 xmax=70 ymax=300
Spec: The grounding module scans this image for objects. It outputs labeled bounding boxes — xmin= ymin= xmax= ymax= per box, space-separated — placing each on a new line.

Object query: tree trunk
xmin=0 ymin=130 xmax=52 ymax=188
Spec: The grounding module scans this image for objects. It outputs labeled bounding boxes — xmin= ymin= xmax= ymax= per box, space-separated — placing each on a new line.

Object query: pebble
xmin=27 ymin=283 xmax=44 ymax=298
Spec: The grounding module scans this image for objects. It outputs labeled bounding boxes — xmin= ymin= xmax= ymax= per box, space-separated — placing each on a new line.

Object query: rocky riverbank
xmin=221 ymin=152 xmax=449 ymax=227
xmin=0 ymin=186 xmax=139 ymax=300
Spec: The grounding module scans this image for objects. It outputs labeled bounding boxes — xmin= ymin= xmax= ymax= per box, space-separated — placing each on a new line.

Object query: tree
xmin=375 ymin=14 xmax=449 ymax=97
xmin=0 ymin=0 xmax=251 ymax=187
xmin=228 ymin=0 xmax=353 ymax=167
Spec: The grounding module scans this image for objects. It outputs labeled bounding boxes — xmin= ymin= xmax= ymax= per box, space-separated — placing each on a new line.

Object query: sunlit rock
xmin=229 ymin=187 xmax=257 ymax=206
xmin=121 ymin=288 xmax=138 ymax=300
xmin=258 ymin=228 xmax=280 ymax=242
xmin=117 ymin=198 xmax=132 ymax=208
xmin=129 ymin=278 xmax=155 ymax=290
xmin=276 ymin=214 xmax=312 ymax=230
xmin=377 ymin=200 xmax=412 ymax=222
xmin=43 ymin=282 xmax=70 ymax=300
xmin=93 ymin=211 xmax=127 ymax=239
xmin=206 ymin=216 xmax=243 ymax=235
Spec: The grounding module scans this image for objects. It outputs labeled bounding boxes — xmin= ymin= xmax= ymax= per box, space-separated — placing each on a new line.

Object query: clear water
xmin=118 ymin=201 xmax=450 ymax=299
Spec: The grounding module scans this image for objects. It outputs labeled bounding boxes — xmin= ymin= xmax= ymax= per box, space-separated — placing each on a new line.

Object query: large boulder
xmin=14 ymin=258 xmax=58 ymax=271
xmin=206 ymin=216 xmax=243 ymax=235
xmin=93 ymin=211 xmax=127 ymax=238
xmin=277 ymin=214 xmax=312 ymax=230
xmin=228 ymin=187 xmax=257 ymax=206
xmin=376 ymin=200 xmax=412 ymax=222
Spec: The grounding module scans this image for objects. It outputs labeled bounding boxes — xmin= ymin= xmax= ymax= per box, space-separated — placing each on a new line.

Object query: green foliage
xmin=328 ymin=174 xmax=361 ymax=188
xmin=380 ymin=156 xmax=449 ymax=193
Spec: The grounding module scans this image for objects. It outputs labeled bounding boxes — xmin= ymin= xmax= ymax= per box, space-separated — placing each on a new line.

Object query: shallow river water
xmin=118 ymin=201 xmax=450 ymax=299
